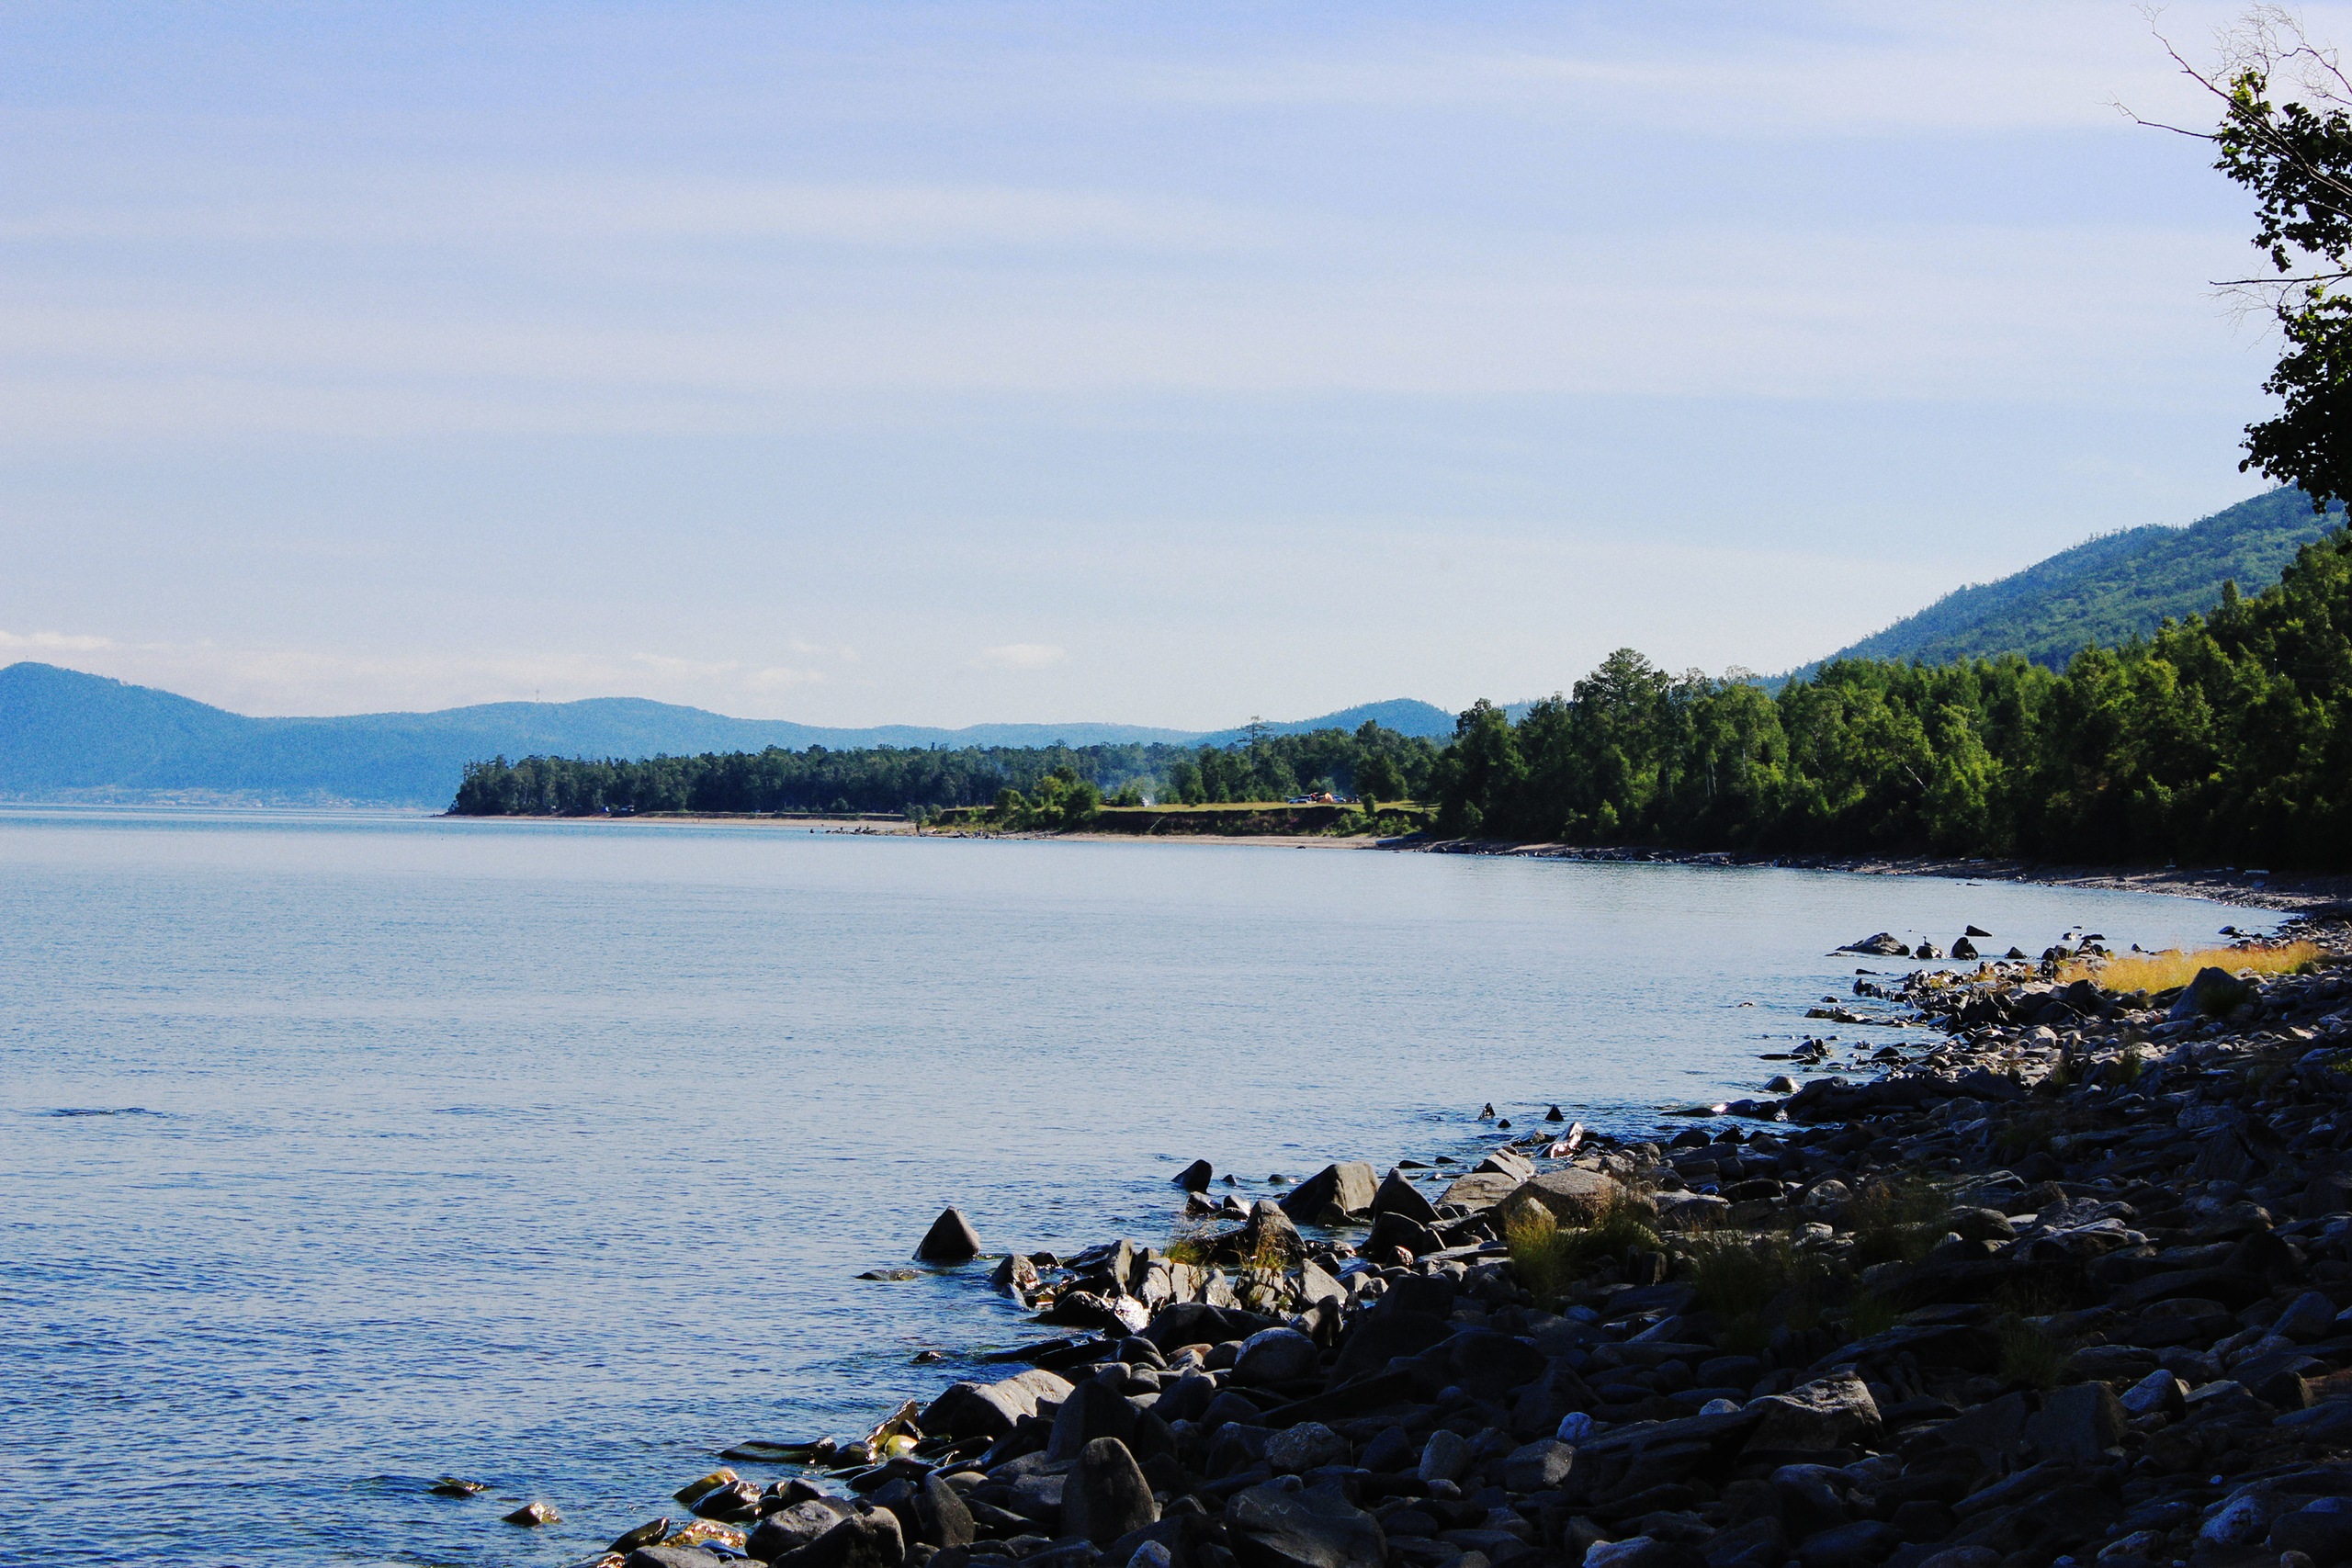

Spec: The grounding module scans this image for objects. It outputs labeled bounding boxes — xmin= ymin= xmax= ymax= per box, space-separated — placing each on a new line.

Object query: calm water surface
xmin=0 ymin=809 xmax=2278 ymax=1567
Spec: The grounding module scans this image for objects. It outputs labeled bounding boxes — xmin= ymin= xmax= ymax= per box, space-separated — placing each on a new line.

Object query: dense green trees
xmin=450 ymin=721 xmax=1441 ymax=820
xmin=455 ymin=529 xmax=2352 ymax=870
xmin=1433 ymin=526 xmax=2352 ymax=871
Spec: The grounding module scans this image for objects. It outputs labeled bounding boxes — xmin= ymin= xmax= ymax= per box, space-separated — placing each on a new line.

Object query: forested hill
xmin=1802 ymin=488 xmax=2346 ymax=673
xmin=0 ymin=662 xmax=1451 ymax=806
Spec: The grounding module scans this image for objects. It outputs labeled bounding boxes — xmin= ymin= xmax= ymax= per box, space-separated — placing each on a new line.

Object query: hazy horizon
xmin=4 ymin=1 xmax=2337 ymax=726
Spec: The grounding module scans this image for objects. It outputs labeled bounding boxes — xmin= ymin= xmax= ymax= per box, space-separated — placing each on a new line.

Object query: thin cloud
xmin=967 ymin=643 xmax=1067 ymax=671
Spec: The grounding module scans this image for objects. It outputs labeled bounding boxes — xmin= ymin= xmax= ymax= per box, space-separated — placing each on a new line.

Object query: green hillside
xmin=1809 ymin=488 xmax=2346 ymax=671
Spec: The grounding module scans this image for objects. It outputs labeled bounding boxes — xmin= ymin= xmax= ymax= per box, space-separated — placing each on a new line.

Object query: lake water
xmin=0 ymin=808 xmax=2277 ymax=1568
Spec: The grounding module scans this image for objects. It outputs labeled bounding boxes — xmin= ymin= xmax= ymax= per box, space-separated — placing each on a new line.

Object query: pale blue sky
xmin=0 ymin=1 xmax=2335 ymax=725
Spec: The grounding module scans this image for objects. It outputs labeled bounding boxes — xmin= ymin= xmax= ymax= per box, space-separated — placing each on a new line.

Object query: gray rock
xmin=1172 ymin=1159 xmax=1214 ymax=1191
xmin=989 ymin=1254 xmax=1041 ymax=1297
xmin=922 ymin=1369 xmax=1075 ymax=1439
xmin=2171 ymin=965 xmax=2250 ymax=1020
xmin=1046 ymin=1376 xmax=1140 ymax=1461
xmin=1294 ymin=1258 xmax=1347 ymax=1309
xmin=1417 ymin=1427 xmax=1470 ymax=1484
xmin=1370 ymin=1168 xmax=1438 ymax=1224
xmin=914 ymin=1208 xmax=983 ymax=1264
xmin=1502 ymin=1168 xmax=1636 ymax=1226
xmin=503 ymin=1501 xmax=560 ymax=1526
xmin=1912 ymin=1550 xmax=1999 ymax=1568
xmin=1235 ymin=1200 xmax=1308 ymax=1267
xmin=1231 ymin=1326 xmax=1319 ymax=1387
xmin=1265 ymin=1421 xmax=1350 ymax=1473
xmin=1946 ymin=1207 xmax=2015 ymax=1243
xmin=1064 ymin=1436 xmax=1159 ymax=1545
xmin=751 ymin=1501 xmax=855 ymax=1556
xmin=2271 ymin=1496 xmax=2352 ymax=1559
xmin=2274 ymin=1290 xmax=2339 ymax=1342
xmin=2119 ymin=1369 xmax=2188 ymax=1418
xmin=1747 ymin=1371 xmax=1880 ymax=1452
xmin=628 ymin=1549 xmax=721 ymax=1568
xmin=1951 ymin=936 xmax=1980 ymax=960
xmin=910 ymin=1474 xmax=974 ymax=1549
xmin=2024 ymin=1382 xmax=2125 ymax=1462
xmin=1582 ymin=1539 xmax=1705 ymax=1567
xmin=1278 ymin=1162 xmax=1377 ymax=1223
xmin=1764 ymin=1075 xmax=1799 ymax=1094
xmin=1794 ymin=1519 xmax=1901 ymax=1567
xmin=1838 ymin=933 xmax=1910 ymax=956
xmin=774 ymin=1509 xmax=907 ymax=1568
xmin=611 ymin=1519 xmax=674 ymax=1552
xmin=1225 ymin=1483 xmax=1385 ymax=1568
xmin=1363 ymin=1210 xmax=1442 ymax=1258
xmin=1498 ymin=1438 xmax=1574 ymax=1492
xmin=1006 ymin=1471 xmax=1066 ymax=1529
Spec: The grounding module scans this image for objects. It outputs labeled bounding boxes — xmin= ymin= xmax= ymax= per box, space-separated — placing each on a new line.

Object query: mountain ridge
xmin=0 ymin=663 xmax=1458 ymax=806
xmin=1794 ymin=487 xmax=2346 ymax=676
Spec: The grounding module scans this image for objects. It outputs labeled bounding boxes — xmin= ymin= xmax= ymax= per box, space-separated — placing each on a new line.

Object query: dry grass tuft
xmin=2061 ymin=941 xmax=2320 ymax=993
xmin=1503 ymin=1196 xmax=1660 ymax=1308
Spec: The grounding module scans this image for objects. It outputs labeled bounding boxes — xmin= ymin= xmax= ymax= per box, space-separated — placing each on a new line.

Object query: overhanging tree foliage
xmin=2140 ymin=9 xmax=2352 ymax=508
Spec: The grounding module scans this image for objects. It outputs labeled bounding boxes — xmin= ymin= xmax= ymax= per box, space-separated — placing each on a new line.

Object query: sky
xmin=1 ymin=0 xmax=2342 ymax=727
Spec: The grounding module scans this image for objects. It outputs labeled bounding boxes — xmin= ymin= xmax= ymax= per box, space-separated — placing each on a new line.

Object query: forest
xmin=453 ymin=525 xmax=2352 ymax=871
xmin=448 ymin=720 xmax=1444 ymax=820
xmin=1432 ymin=525 xmax=2352 ymax=871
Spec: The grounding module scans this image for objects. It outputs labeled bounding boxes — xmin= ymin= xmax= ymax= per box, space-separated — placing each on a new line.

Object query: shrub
xmin=1504 ymin=1197 xmax=1661 ymax=1307
xmin=1996 ymin=1315 xmax=2070 ymax=1388
xmin=1846 ymin=1176 xmax=1948 ymax=1267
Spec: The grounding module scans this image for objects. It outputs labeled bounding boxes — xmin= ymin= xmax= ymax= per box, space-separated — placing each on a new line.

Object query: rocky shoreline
xmin=1401 ymin=844 xmax=2352 ymax=919
xmin=560 ymin=916 xmax=2352 ymax=1568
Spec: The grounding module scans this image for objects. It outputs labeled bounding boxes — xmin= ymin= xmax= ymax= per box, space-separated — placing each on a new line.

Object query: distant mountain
xmin=0 ymin=663 xmax=1453 ymax=807
xmin=1192 ymin=698 xmax=1456 ymax=748
xmin=1798 ymin=488 xmax=2346 ymax=675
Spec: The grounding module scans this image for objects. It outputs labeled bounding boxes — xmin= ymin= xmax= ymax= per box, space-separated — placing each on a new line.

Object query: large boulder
xmin=2172 ymin=965 xmax=2251 ymax=1020
xmin=1046 ymin=1376 xmax=1140 ymax=1462
xmin=1363 ymin=1211 xmax=1442 ymax=1258
xmin=1278 ymin=1163 xmax=1377 ymax=1223
xmin=1142 ymin=1301 xmax=1281 ymax=1351
xmin=1216 ymin=1201 xmax=1306 ymax=1268
xmin=906 ymin=1475 xmax=973 ymax=1550
xmin=749 ymin=1500 xmax=855 ymax=1561
xmin=1063 ymin=1436 xmax=1159 ymax=1544
xmin=1503 ymin=1168 xmax=1639 ymax=1226
xmin=1501 ymin=1438 xmax=1575 ymax=1492
xmin=913 ymin=1208 xmax=982 ymax=1264
xmin=1747 ymin=1371 xmax=1881 ymax=1452
xmin=1369 ymin=1168 xmax=1438 ymax=1224
xmin=772 ymin=1509 xmax=906 ymax=1568
xmin=1323 ymin=1307 xmax=1452 ymax=1385
xmin=1226 ymin=1483 xmax=1385 ymax=1568
xmin=1266 ymin=1422 xmax=1350 ymax=1473
xmin=1232 ymin=1326 xmax=1321 ymax=1387
xmin=2024 ymin=1382 xmax=2125 ymax=1462
xmin=1838 ymin=932 xmax=1910 ymax=956
xmin=1437 ymin=1170 xmax=1522 ymax=1210
xmin=919 ymin=1369 xmax=1073 ymax=1439
xmin=1172 ymin=1159 xmax=1215 ymax=1191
